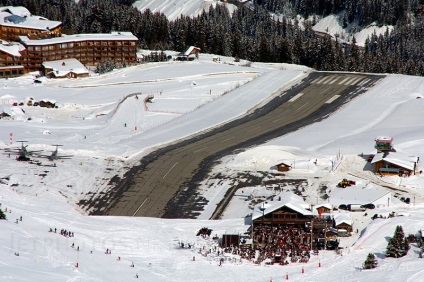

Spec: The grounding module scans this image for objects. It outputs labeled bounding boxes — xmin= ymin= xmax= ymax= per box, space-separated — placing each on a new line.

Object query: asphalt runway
xmin=99 ymin=72 xmax=384 ymax=218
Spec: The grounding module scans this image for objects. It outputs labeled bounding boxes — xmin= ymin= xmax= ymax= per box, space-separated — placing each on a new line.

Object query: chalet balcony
xmin=254 ymin=217 xmax=312 ymax=225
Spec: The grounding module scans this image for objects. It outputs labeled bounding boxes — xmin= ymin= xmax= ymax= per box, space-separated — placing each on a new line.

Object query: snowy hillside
xmin=133 ymin=0 xmax=237 ymax=21
xmin=2 ymin=51 xmax=424 ymax=281
xmin=312 ymin=14 xmax=393 ymax=47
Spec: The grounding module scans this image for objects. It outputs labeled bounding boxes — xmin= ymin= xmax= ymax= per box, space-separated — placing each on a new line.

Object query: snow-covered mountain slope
xmin=133 ymin=0 xmax=238 ymax=21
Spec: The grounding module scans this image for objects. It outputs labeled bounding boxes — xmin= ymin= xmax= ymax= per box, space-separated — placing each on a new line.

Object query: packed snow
xmin=2 ymin=51 xmax=424 ymax=281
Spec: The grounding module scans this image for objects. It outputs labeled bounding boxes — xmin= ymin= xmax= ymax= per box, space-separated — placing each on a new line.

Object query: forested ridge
xmin=3 ymin=0 xmax=424 ymax=76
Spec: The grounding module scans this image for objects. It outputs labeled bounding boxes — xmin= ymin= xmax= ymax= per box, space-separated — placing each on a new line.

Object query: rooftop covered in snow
xmin=19 ymin=32 xmax=138 ymax=46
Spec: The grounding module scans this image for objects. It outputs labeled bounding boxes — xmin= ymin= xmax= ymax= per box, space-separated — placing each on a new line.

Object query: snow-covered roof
xmin=0 ymin=9 xmax=61 ymax=31
xmin=314 ymin=203 xmax=333 ymax=211
xmin=0 ymin=6 xmax=31 ymax=17
xmin=19 ymin=32 xmax=138 ymax=46
xmin=184 ymin=46 xmax=200 ymax=56
xmin=329 ymin=185 xmax=391 ymax=206
xmin=275 ymin=159 xmax=292 ymax=166
xmin=252 ymin=192 xmax=315 ymax=221
xmin=43 ymin=58 xmax=88 ymax=76
xmin=0 ymin=40 xmax=24 ymax=56
xmin=332 ymin=213 xmax=353 ymax=226
xmin=371 ymin=151 xmax=417 ymax=171
xmin=375 ymin=136 xmax=393 ymax=143
xmin=0 ymin=94 xmax=17 ymax=100
xmin=0 ymin=106 xmax=25 ymax=117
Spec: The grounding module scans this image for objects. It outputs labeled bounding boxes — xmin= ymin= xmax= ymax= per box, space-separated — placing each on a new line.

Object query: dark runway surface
xmin=91 ymin=72 xmax=384 ymax=218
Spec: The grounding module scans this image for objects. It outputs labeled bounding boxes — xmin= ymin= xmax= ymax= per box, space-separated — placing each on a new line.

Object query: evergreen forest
xmin=3 ymin=0 xmax=424 ymax=76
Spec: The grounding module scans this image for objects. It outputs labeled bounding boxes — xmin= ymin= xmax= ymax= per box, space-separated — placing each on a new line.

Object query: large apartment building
xmin=0 ymin=6 xmax=138 ymax=78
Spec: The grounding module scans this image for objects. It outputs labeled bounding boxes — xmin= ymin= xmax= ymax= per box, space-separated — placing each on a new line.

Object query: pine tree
xmin=0 ymin=208 xmax=6 ymax=220
xmin=386 ymin=225 xmax=409 ymax=258
xmin=363 ymin=253 xmax=378 ymax=269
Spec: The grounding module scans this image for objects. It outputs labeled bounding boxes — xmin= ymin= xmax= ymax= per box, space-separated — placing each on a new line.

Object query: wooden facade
xmin=316 ymin=206 xmax=331 ymax=214
xmin=0 ymin=65 xmax=24 ymax=77
xmin=20 ymin=35 xmax=138 ymax=72
xmin=0 ymin=7 xmax=138 ymax=77
xmin=374 ymin=160 xmax=414 ymax=176
xmin=253 ymin=206 xmax=313 ymax=226
xmin=276 ymin=162 xmax=291 ymax=172
xmin=334 ymin=222 xmax=352 ymax=233
xmin=0 ymin=24 xmax=62 ymax=42
xmin=0 ymin=33 xmax=138 ymax=76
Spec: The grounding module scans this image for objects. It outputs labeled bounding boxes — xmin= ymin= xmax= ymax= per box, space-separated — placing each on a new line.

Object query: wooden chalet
xmin=42 ymin=58 xmax=89 ymax=79
xmin=325 ymin=227 xmax=338 ymax=240
xmin=275 ymin=161 xmax=292 ymax=172
xmin=314 ymin=203 xmax=332 ymax=215
xmin=176 ymin=46 xmax=201 ymax=60
xmin=184 ymin=46 xmax=201 ymax=58
xmin=252 ymin=193 xmax=315 ymax=226
xmin=332 ymin=213 xmax=353 ymax=233
xmin=0 ymin=6 xmax=61 ymax=42
xmin=371 ymin=151 xmax=418 ymax=177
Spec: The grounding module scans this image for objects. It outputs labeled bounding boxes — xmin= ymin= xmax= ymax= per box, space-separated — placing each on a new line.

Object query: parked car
xmin=360 ymin=203 xmax=376 ymax=209
xmin=326 ymin=239 xmax=339 ymax=250
xmin=338 ymin=204 xmax=348 ymax=210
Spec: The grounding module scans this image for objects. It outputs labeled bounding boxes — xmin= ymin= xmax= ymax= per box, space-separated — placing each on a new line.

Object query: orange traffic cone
xmin=318 ymin=260 xmax=321 ymax=267
xmin=286 ymin=272 xmax=289 ymax=280
xmin=302 ymin=266 xmax=304 ymax=273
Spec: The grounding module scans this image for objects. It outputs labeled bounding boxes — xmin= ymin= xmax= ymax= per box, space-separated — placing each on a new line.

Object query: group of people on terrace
xmin=250 ymin=224 xmax=312 ymax=265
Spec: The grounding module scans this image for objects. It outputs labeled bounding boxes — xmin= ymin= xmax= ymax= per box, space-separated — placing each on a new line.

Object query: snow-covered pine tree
xmin=0 ymin=208 xmax=6 ymax=220
xmin=386 ymin=225 xmax=409 ymax=258
xmin=363 ymin=253 xmax=378 ymax=269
